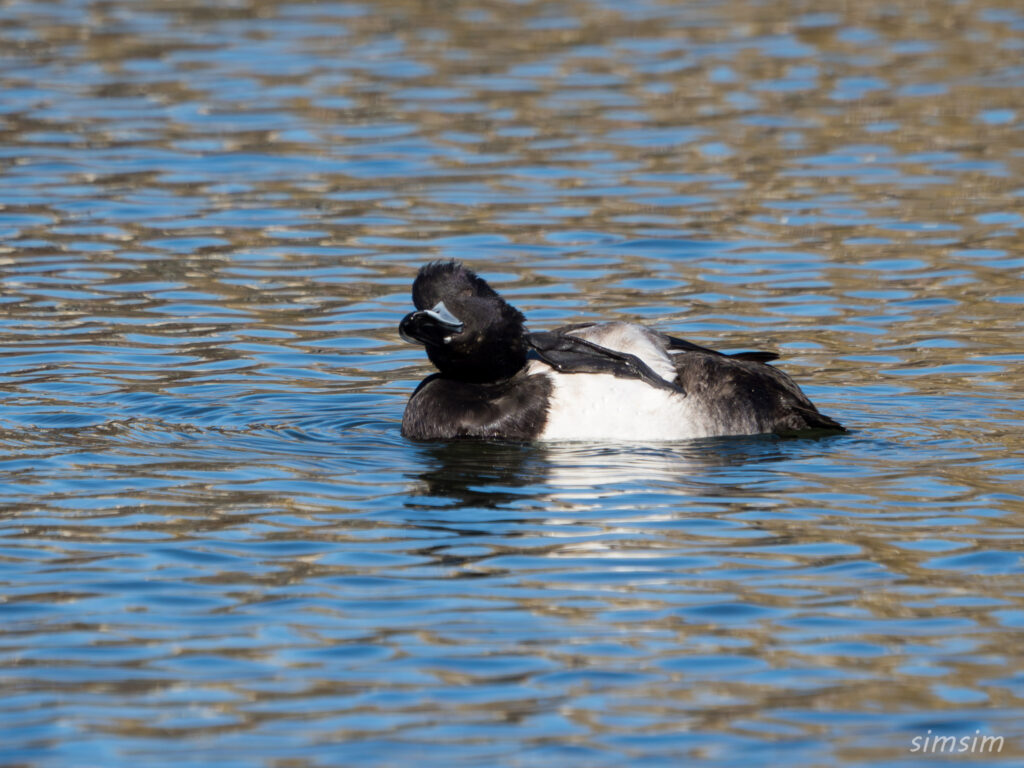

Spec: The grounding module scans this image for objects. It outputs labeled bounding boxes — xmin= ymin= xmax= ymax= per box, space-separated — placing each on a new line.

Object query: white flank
xmin=532 ymin=362 xmax=714 ymax=441
xmin=526 ymin=322 xmax=746 ymax=441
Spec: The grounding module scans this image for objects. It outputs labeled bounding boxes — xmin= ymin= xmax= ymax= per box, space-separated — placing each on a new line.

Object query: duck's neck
xmin=430 ymin=337 xmax=528 ymax=383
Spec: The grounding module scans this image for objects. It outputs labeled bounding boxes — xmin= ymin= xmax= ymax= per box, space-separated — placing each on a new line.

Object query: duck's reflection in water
xmin=401 ymin=436 xmax=816 ymax=585
xmin=405 ymin=435 xmax=807 ymax=511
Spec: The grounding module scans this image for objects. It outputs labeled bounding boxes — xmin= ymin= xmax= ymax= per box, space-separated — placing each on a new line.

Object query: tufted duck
xmin=399 ymin=261 xmax=844 ymax=441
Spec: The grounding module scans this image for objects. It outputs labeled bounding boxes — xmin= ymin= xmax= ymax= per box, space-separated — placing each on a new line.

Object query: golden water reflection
xmin=1 ymin=0 xmax=1022 ymax=764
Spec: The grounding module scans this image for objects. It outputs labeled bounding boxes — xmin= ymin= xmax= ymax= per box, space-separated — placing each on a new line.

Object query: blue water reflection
xmin=2 ymin=0 xmax=1024 ymax=765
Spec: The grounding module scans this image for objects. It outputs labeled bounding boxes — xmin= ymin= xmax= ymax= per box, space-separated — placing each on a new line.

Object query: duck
xmin=399 ymin=260 xmax=845 ymax=441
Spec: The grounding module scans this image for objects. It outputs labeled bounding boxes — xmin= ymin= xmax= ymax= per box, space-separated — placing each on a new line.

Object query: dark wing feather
xmin=526 ymin=331 xmax=685 ymax=395
xmin=665 ymin=334 xmax=778 ymax=363
xmin=729 ymin=351 xmax=780 ymax=363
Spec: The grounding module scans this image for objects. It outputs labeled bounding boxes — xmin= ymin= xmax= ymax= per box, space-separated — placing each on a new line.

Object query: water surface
xmin=1 ymin=0 xmax=1023 ymax=766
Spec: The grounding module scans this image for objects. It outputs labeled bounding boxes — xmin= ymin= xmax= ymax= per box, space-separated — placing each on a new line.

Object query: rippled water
xmin=2 ymin=0 xmax=1023 ymax=765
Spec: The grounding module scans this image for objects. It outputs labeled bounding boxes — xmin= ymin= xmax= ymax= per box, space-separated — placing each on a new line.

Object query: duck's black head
xmin=400 ymin=261 xmax=528 ymax=382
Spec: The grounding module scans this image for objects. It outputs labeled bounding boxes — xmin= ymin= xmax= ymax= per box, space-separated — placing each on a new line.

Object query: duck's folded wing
xmin=526 ymin=331 xmax=685 ymax=395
